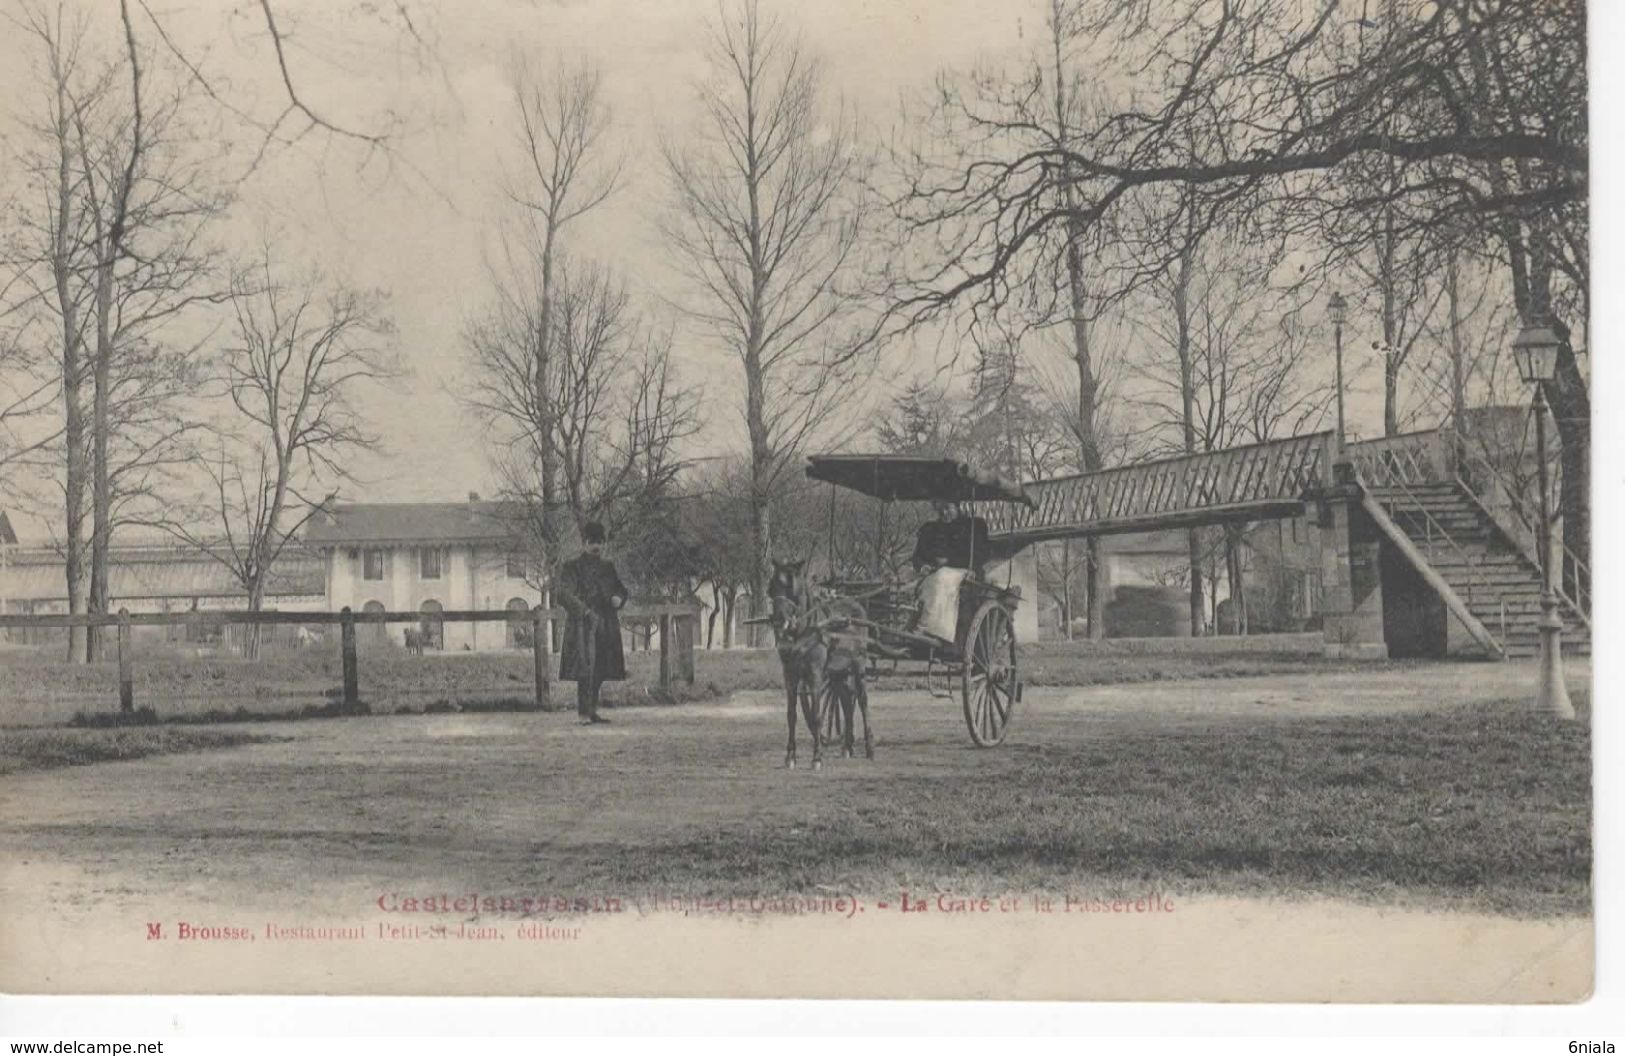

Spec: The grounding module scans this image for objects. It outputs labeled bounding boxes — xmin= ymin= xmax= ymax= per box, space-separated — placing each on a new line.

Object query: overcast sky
xmin=1 ymin=0 xmax=1420 ymax=541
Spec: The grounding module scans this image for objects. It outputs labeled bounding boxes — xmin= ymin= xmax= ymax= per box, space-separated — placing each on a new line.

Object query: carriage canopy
xmin=805 ymin=454 xmax=1035 ymax=506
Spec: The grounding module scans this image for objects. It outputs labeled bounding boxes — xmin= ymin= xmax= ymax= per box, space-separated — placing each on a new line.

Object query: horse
xmin=766 ymin=559 xmax=873 ymax=769
xmin=403 ymin=627 xmax=427 ymax=656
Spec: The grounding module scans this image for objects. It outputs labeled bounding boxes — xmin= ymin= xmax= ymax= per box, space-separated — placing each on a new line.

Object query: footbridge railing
xmin=1348 ymin=425 xmax=1590 ymax=621
xmin=984 ymin=432 xmax=1335 ymax=541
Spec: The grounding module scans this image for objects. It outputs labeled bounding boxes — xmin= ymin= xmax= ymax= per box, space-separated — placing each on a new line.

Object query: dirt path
xmin=1 ymin=659 xmax=1586 ymax=916
xmin=0 ymin=660 xmax=1591 ymax=998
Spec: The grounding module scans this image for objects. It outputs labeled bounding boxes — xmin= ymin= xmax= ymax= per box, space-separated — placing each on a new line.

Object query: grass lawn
xmin=570 ymin=694 xmax=1593 ymax=917
xmin=0 ymin=671 xmax=1591 ymax=918
xmin=0 ymin=726 xmax=280 ymax=775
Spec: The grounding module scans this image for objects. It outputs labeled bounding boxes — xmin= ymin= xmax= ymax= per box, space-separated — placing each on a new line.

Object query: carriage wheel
xmin=961 ymin=602 xmax=1017 ymax=748
xmin=818 ymin=680 xmax=844 ymax=747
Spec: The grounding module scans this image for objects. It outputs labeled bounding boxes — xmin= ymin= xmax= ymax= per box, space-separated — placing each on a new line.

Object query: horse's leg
xmin=782 ymin=661 xmax=799 ymax=769
xmin=840 ymin=672 xmax=857 ymax=759
xmin=858 ymin=678 xmax=874 ymax=760
xmin=801 ymin=667 xmax=825 ymax=771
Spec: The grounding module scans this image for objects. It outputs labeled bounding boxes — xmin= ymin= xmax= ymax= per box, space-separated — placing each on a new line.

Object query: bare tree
xmin=464 ymin=248 xmax=701 ymax=607
xmin=499 ymin=58 xmax=620 ymax=592
xmin=0 ymin=257 xmax=57 ymax=473
xmin=662 ymin=0 xmax=868 ymax=642
xmin=4 ymin=2 xmax=230 ymax=658
xmin=158 ymin=253 xmax=395 ymax=654
xmin=3 ymin=3 xmax=97 ymax=659
xmin=1127 ymin=230 xmax=1329 ymax=633
xmin=127 ymin=0 xmax=437 ymax=176
xmin=888 ymin=0 xmax=1587 ymax=568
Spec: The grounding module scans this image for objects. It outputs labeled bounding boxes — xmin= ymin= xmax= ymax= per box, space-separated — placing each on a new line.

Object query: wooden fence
xmin=0 ymin=603 xmax=700 ymax=715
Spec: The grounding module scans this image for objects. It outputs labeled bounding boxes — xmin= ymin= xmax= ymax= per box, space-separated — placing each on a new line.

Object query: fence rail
xmin=0 ymin=602 xmax=701 ymax=717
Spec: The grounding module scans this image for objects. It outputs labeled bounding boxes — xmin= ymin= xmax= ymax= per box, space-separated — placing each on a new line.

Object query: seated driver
xmin=911 ymin=500 xmax=989 ymax=576
xmin=909 ymin=500 xmax=990 ymax=639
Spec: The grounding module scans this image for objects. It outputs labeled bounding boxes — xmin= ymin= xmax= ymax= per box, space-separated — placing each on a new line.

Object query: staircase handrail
xmin=1441 ymin=424 xmax=1591 ymax=623
xmin=1354 ymin=466 xmax=1509 ymax=649
xmin=1357 ymin=487 xmax=1505 ymax=660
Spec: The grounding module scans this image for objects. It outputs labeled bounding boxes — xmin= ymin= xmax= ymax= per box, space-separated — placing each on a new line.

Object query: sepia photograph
xmin=0 ymin=0 xmax=1595 ymax=1004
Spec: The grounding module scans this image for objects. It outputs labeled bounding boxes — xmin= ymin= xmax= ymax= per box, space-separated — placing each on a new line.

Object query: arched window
xmin=362 ymin=600 xmax=387 ymax=646
xmin=419 ymin=599 xmax=444 ymax=651
xmin=505 ymin=597 xmax=532 ymax=648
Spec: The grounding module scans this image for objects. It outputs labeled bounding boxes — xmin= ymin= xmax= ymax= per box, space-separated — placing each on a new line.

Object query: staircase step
xmin=1367 ymin=481 xmax=1591 ymax=658
xmin=1424 ymin=553 xmax=1529 ymax=566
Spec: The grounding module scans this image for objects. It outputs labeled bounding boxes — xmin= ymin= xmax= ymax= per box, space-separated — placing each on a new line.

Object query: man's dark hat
xmin=582 ymin=521 xmax=607 ymax=545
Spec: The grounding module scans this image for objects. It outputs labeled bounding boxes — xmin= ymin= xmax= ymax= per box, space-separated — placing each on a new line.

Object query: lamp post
xmin=1328 ymin=292 xmax=1348 ymax=455
xmin=1511 ymin=319 xmax=1575 ymax=720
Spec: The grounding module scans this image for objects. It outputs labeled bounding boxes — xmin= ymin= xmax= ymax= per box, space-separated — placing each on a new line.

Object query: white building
xmin=302 ymin=498 xmax=541 ymax=652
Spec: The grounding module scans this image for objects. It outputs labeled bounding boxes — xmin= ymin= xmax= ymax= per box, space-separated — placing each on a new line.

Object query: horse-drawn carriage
xmin=772 ymin=455 xmax=1030 ymax=757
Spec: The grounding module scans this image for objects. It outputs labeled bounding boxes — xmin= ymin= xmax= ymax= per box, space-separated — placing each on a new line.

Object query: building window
xmin=506 ymin=552 xmax=526 ymax=579
xmin=363 ymin=600 xmax=388 ymax=645
xmin=420 ymin=599 xmax=444 ymax=650
xmin=419 ymin=547 xmax=443 ymax=580
xmin=506 ymin=597 xmax=532 ymax=647
xmin=362 ymin=549 xmax=385 ymax=581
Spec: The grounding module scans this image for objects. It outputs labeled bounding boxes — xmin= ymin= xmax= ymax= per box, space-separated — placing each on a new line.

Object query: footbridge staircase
xmin=981 ymin=428 xmax=1589 ymax=659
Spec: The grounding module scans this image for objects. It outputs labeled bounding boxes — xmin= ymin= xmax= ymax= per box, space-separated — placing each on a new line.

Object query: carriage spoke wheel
xmin=819 ymin=680 xmax=844 ymax=747
xmin=961 ymin=602 xmax=1017 ymax=748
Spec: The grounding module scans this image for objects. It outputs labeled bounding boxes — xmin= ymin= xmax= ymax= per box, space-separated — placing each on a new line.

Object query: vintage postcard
xmin=0 ymin=0 xmax=1593 ymax=1002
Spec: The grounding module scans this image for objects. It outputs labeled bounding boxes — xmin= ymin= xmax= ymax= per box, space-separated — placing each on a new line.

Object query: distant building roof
xmin=0 ymin=512 xmax=16 ymax=546
xmin=0 ymin=545 xmax=325 ymax=603
xmin=302 ymin=501 xmax=528 ymax=548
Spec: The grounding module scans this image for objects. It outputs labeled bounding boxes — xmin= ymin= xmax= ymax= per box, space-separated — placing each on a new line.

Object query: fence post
xmin=117 ymin=608 xmax=133 ymax=713
xmin=340 ymin=606 xmax=359 ymax=712
xmin=532 ymin=606 xmax=550 ymax=711
xmin=658 ymin=611 xmax=674 ymax=688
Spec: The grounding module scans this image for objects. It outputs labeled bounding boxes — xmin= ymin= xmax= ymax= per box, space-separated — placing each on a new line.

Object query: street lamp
xmin=1328 ymin=292 xmax=1348 ymax=454
xmin=1511 ymin=318 xmax=1575 ymax=720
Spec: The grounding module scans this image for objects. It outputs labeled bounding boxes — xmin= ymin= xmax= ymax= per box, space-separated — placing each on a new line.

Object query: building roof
xmin=0 ymin=546 xmax=325 ymax=602
xmin=302 ymin=501 xmax=528 ymax=548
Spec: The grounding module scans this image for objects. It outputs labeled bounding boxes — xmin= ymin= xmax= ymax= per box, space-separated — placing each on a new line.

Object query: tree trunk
xmin=1084 ymin=537 xmax=1105 ymax=639
xmin=1549 ymin=335 xmax=1589 ymax=584
xmin=88 ymin=248 xmax=114 ymax=662
xmin=1224 ymin=524 xmax=1247 ymax=635
xmin=62 ymin=360 xmax=86 ymax=664
xmin=245 ymin=577 xmax=266 ymax=660
xmin=749 ymin=496 xmax=771 ymax=649
xmin=1444 ymin=248 xmax=1469 ymax=471
xmin=1509 ymin=227 xmax=1589 ymax=586
xmin=706 ymin=585 xmax=719 ymax=648
xmin=1187 ymin=529 xmax=1204 ymax=636
xmin=52 ymin=86 xmax=87 ymax=664
xmin=1174 ymin=239 xmax=1202 ymax=636
xmin=535 ymin=224 xmax=560 ymax=617
xmin=1380 ymin=212 xmax=1401 ymax=437
xmin=744 ymin=305 xmax=772 ymax=647
xmin=1060 ymin=540 xmax=1073 ymax=640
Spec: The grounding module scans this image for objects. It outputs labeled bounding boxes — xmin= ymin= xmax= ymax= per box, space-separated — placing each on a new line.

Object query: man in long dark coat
xmin=556 ymin=521 xmax=628 ymax=725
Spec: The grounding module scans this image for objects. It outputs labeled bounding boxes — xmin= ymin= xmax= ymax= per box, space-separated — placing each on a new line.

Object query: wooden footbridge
xmin=981 ymin=432 xmax=1334 ymax=542
xmin=979 ymin=428 xmax=1589 ymax=660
